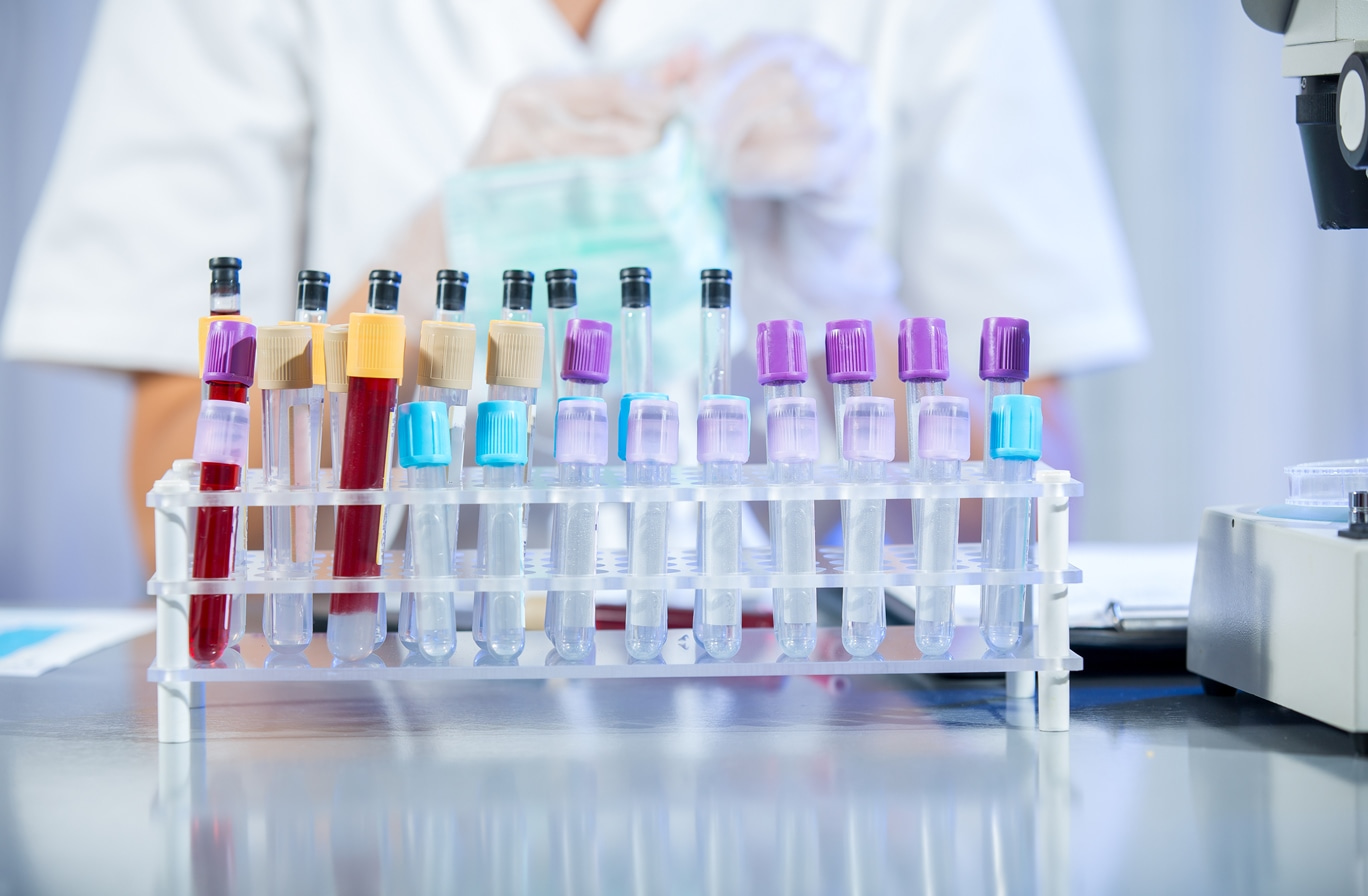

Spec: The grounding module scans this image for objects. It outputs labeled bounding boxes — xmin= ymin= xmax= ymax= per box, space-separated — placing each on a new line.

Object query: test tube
xmin=323 ymin=324 xmax=349 ymax=488
xmin=694 ymin=396 xmax=750 ymax=659
xmin=979 ymin=394 xmax=1042 ymax=652
xmin=294 ymin=269 xmax=329 ymax=324
xmin=397 ymin=401 xmax=458 ymax=661
xmin=913 ymin=396 xmax=970 ymax=656
xmin=257 ymin=325 xmax=323 ymax=653
xmin=547 ymin=398 xmax=610 ymax=660
xmin=486 ymin=319 xmax=544 ymax=489
xmin=189 ymin=319 xmax=256 ymax=663
xmin=839 ymin=396 xmax=895 ymax=657
xmin=825 ymin=319 xmax=876 ymax=459
xmin=546 ymin=269 xmax=579 ymax=403
xmin=624 ymin=398 xmax=679 ymax=661
xmin=699 ymin=269 xmax=731 ymax=401
xmin=561 ymin=318 xmax=612 ymax=399
xmin=197 ymin=258 xmax=251 ymax=381
xmin=620 ymin=267 xmax=653 ymax=394
xmin=328 ymin=303 xmax=406 ymax=662
xmin=899 ymin=318 xmax=948 ymax=483
xmin=474 ymin=400 xmax=529 ymax=659
xmin=979 ymin=317 xmax=1030 ymax=479
xmin=435 ymin=269 xmax=468 ymax=324
xmin=502 ymin=270 xmax=534 ymax=323
xmin=368 ymin=269 xmax=402 ymax=314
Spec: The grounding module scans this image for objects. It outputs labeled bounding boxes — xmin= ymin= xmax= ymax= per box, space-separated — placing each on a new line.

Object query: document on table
xmin=0 ymin=608 xmax=156 ymax=677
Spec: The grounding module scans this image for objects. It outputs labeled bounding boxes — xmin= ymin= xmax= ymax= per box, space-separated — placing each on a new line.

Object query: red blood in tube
xmin=331 ymin=375 xmax=398 ymax=616
xmin=189 ymin=382 xmax=247 ymax=663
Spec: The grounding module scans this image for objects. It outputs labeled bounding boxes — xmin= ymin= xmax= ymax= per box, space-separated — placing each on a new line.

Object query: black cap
xmin=545 ymin=269 xmax=578 ymax=309
xmin=502 ymin=269 xmax=534 ymax=311
xmin=700 ymin=268 xmax=731 ymax=309
xmin=367 ymin=269 xmax=402 ymax=313
xmin=620 ymin=266 xmax=651 ymax=308
xmin=296 ymin=270 xmax=330 ymax=313
xmin=436 ymin=270 xmax=468 ymax=313
xmin=209 ymin=257 xmax=241 ymax=289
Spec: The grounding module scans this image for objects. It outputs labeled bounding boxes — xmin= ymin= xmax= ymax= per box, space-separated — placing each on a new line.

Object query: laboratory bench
xmin=0 ymin=631 xmax=1363 ymax=895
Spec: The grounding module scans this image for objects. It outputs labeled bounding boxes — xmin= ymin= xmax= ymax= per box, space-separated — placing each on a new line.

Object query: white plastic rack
xmin=147 ymin=461 xmax=1082 ymax=742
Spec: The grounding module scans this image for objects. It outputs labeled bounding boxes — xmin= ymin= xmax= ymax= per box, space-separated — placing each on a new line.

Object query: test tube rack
xmin=147 ymin=462 xmax=1082 ymax=743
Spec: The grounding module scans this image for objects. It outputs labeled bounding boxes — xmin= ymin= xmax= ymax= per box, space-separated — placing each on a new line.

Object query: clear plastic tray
xmin=1285 ymin=458 xmax=1368 ymax=506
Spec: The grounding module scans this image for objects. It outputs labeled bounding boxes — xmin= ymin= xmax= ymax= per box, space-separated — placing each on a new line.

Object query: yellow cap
xmin=486 ymin=320 xmax=545 ymax=389
xmin=255 ymin=325 xmax=313 ymax=390
xmin=198 ymin=313 xmax=251 ymax=376
xmin=324 ymin=324 xmax=350 ymax=393
xmin=279 ymin=321 xmax=328 ymax=385
xmin=418 ymin=321 xmax=476 ymax=391
xmin=346 ymin=312 xmax=406 ymax=382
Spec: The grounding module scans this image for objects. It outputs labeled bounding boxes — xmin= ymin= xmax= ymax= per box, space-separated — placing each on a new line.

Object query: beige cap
xmin=278 ymin=321 xmax=328 ymax=385
xmin=418 ymin=321 xmax=477 ymax=391
xmin=255 ymin=325 xmax=313 ymax=390
xmin=486 ymin=320 xmax=545 ymax=389
xmin=324 ymin=324 xmax=350 ymax=393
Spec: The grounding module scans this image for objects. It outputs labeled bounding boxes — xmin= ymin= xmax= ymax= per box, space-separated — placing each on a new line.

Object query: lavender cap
xmin=554 ymin=397 xmax=610 ymax=465
xmin=697 ymin=396 xmax=751 ymax=464
xmin=766 ymin=396 xmax=819 ymax=463
xmin=917 ymin=396 xmax=971 ymax=461
xmin=899 ymin=317 xmax=948 ymax=382
xmin=979 ymin=317 xmax=1030 ymax=382
xmin=561 ymin=318 xmax=612 ymax=384
xmin=756 ymin=319 xmax=808 ymax=385
xmin=192 ymin=399 xmax=250 ymax=467
xmin=203 ymin=319 xmax=257 ymax=386
xmin=841 ymin=396 xmax=896 ymax=463
xmin=625 ymin=398 xmax=679 ymax=465
xmin=825 ymin=319 xmax=876 ymax=383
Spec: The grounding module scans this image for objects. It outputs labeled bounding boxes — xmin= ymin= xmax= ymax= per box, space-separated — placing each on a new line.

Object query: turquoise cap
xmin=475 ymin=400 xmax=528 ymax=466
xmin=990 ymin=394 xmax=1042 ymax=461
xmin=397 ymin=401 xmax=452 ymax=468
xmin=617 ymin=391 xmax=668 ymax=461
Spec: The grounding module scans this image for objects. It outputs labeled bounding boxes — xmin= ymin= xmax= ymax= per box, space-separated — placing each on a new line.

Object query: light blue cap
xmin=475 ymin=400 xmax=528 ymax=466
xmin=990 ymin=394 xmax=1042 ymax=461
xmin=397 ymin=401 xmax=452 ymax=468
xmin=618 ymin=391 xmax=668 ymax=461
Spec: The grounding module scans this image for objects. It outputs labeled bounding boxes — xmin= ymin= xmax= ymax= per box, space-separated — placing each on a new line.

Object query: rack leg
xmin=153 ymin=474 xmax=194 ymax=744
xmin=1006 ymin=671 xmax=1035 ymax=700
xmin=1036 ymin=470 xmax=1071 ymax=732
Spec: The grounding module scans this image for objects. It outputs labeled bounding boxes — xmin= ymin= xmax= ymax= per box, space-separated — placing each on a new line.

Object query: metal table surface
xmin=1 ymin=634 xmax=1363 ymax=895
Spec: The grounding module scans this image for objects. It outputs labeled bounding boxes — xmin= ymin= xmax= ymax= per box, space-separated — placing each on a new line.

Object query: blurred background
xmin=2 ymin=1 xmax=1365 ymax=605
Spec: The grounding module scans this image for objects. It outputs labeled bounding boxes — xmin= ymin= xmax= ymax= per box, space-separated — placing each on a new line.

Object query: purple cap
xmin=917 ymin=396 xmax=971 ymax=461
xmin=625 ymin=398 xmax=679 ymax=464
xmin=766 ymin=396 xmax=819 ymax=463
xmin=697 ymin=396 xmax=750 ymax=464
xmin=192 ymin=399 xmax=250 ymax=467
xmin=841 ymin=396 xmax=895 ymax=463
xmin=979 ymin=317 xmax=1029 ymax=382
xmin=756 ymin=319 xmax=808 ymax=385
xmin=554 ymin=397 xmax=609 ymax=465
xmin=899 ymin=317 xmax=948 ymax=382
xmin=561 ymin=318 xmax=612 ymax=384
xmin=203 ymin=319 xmax=257 ymax=386
xmin=825 ymin=319 xmax=876 ymax=383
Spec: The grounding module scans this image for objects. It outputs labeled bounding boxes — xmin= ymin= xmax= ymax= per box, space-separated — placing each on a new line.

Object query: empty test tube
xmin=561 ymin=318 xmax=612 ymax=399
xmin=502 ymin=270 xmax=534 ymax=323
xmin=486 ymin=319 xmax=544 ymax=479
xmin=899 ymin=317 xmax=948 ymax=482
xmin=980 ymin=394 xmax=1042 ymax=652
xmin=435 ymin=269 xmax=468 ymax=323
xmin=624 ymin=398 xmax=679 ymax=661
xmin=694 ymin=396 xmax=750 ymax=659
xmin=323 ymin=323 xmax=350 ymax=488
xmin=547 ymin=398 xmax=610 ymax=660
xmin=840 ymin=396 xmax=896 ymax=657
xmin=397 ymin=401 xmax=458 ymax=661
xmin=474 ymin=400 xmax=529 ymax=659
xmin=825 ymin=319 xmax=876 ymax=459
xmin=700 ymin=269 xmax=732 ymax=400
xmin=546 ymin=269 xmax=579 ymax=402
xmin=979 ymin=317 xmax=1029 ymax=479
xmin=913 ymin=396 xmax=970 ymax=656
xmin=620 ymin=267 xmax=653 ymax=394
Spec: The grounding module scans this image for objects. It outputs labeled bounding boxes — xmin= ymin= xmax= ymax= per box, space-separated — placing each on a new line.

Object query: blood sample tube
xmin=620 ymin=267 xmax=653 ymax=394
xmin=189 ymin=319 xmax=256 ymax=663
xmin=694 ymin=396 xmax=749 ymax=659
xmin=197 ymin=257 xmax=251 ymax=381
xmin=397 ymin=401 xmax=458 ymax=661
xmin=435 ymin=269 xmax=468 ymax=324
xmin=840 ymin=396 xmax=895 ymax=657
xmin=328 ymin=307 xmax=406 ymax=662
xmin=561 ymin=318 xmax=612 ymax=399
xmin=257 ymin=325 xmax=323 ymax=653
xmin=899 ymin=318 xmax=948 ymax=483
xmin=546 ymin=269 xmax=579 ymax=403
xmin=624 ymin=398 xmax=678 ymax=661
xmin=979 ymin=317 xmax=1030 ymax=480
xmin=294 ymin=269 xmax=329 ymax=325
xmin=825 ymin=319 xmax=876 ymax=460
xmin=980 ymin=394 xmax=1042 ymax=652
xmin=502 ymin=270 xmax=534 ymax=323
xmin=547 ymin=397 xmax=609 ymax=660
xmin=914 ymin=396 xmax=970 ymax=656
xmin=699 ymin=269 xmax=732 ymax=401
xmin=474 ymin=400 xmax=529 ymax=659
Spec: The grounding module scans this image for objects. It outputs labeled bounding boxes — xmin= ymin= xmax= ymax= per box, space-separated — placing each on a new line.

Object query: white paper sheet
xmin=0 ymin=608 xmax=156 ymax=677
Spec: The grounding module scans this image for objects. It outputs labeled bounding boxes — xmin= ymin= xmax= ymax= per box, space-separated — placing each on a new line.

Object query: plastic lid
xmin=436 ymin=270 xmax=468 ymax=313
xmin=255 ymin=324 xmax=312 ymax=390
xmin=324 ymin=324 xmax=349 ymax=392
xmin=756 ymin=319 xmax=808 ymax=385
xmin=766 ymin=396 xmax=819 ymax=463
xmin=475 ymin=400 xmax=528 ymax=467
xmin=841 ymin=396 xmax=895 ymax=463
xmin=917 ymin=395 xmax=971 ymax=461
xmin=625 ymin=398 xmax=679 ymax=464
xmin=486 ymin=319 xmax=545 ymax=388
xmin=620 ymin=267 xmax=651 ymax=308
xmin=697 ymin=395 xmax=750 ymax=464
xmin=1287 ymin=459 xmax=1368 ymax=506
xmin=296 ymin=270 xmax=330 ymax=313
xmin=546 ymin=269 xmax=578 ymax=309
xmin=192 ymin=399 xmax=250 ymax=467
xmin=203 ymin=319 xmax=257 ymax=386
xmin=397 ymin=401 xmax=452 ymax=468
xmin=899 ymin=317 xmax=948 ymax=382
xmin=346 ymin=312 xmax=405 ymax=381
xmin=825 ymin=319 xmax=876 ymax=383
xmin=209 ymin=256 xmax=241 ymax=288
xmin=617 ymin=392 xmax=668 ymax=461
xmin=701 ymin=269 xmax=732 ymax=309
xmin=418 ymin=321 xmax=476 ymax=391
xmin=980 ymin=317 xmax=1030 ymax=382
xmin=503 ymin=269 xmax=534 ymax=311
xmin=990 ymin=393 xmax=1042 ymax=461
xmin=198 ymin=313 xmax=250 ymax=377
xmin=554 ymin=397 xmax=609 ymax=465
xmin=367 ymin=269 xmax=402 ymax=314
xmin=561 ymin=318 xmax=612 ymax=383
xmin=276 ymin=321 xmax=327 ymax=386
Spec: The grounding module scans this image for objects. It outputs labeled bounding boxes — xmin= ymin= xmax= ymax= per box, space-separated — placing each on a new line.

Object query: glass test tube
xmin=547 ymin=398 xmax=609 ymax=660
xmin=366 ymin=270 xmax=404 ymax=646
xmin=486 ymin=319 xmax=544 ymax=506
xmin=699 ymin=269 xmax=732 ymax=401
xmin=502 ymin=270 xmax=534 ymax=323
xmin=198 ymin=257 xmax=249 ymax=388
xmin=397 ymin=401 xmax=458 ymax=661
xmin=474 ymin=401 xmax=529 ymax=659
xmin=624 ymin=398 xmax=679 ymax=661
xmin=435 ymin=269 xmax=468 ymax=324
xmin=620 ymin=267 xmax=653 ymax=394
xmin=839 ymin=397 xmax=895 ymax=658
xmin=979 ymin=317 xmax=1030 ymax=480
xmin=545 ymin=269 xmax=579 ymax=403
xmin=913 ymin=397 xmax=970 ymax=656
xmin=825 ymin=319 xmax=876 ymax=460
xmin=694 ymin=396 xmax=749 ymax=659
xmin=979 ymin=394 xmax=1042 ymax=652
xmin=323 ymin=324 xmax=350 ymax=488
